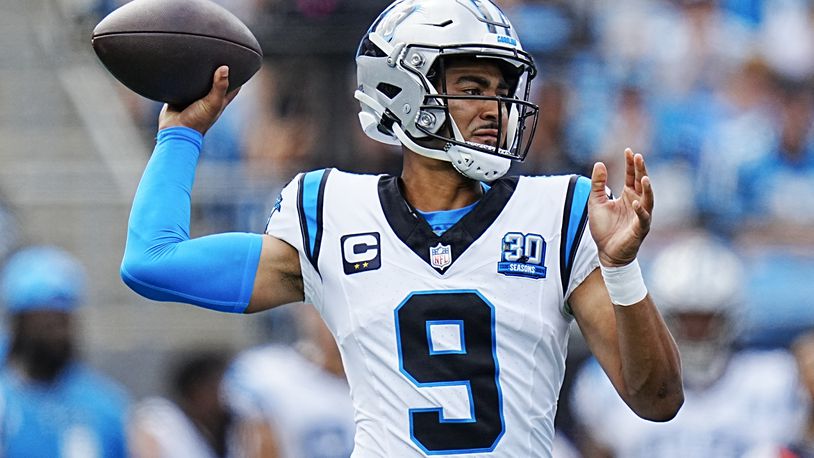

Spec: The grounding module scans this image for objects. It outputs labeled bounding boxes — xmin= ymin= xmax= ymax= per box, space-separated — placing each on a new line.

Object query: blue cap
xmin=0 ymin=246 xmax=86 ymax=313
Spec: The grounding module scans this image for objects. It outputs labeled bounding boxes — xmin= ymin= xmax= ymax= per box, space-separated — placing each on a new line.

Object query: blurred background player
xmin=129 ymin=349 xmax=277 ymax=458
xmin=777 ymin=332 xmax=814 ymax=458
xmin=0 ymin=246 xmax=130 ymax=458
xmin=570 ymin=232 xmax=804 ymax=458
xmin=224 ymin=304 xmax=355 ymax=458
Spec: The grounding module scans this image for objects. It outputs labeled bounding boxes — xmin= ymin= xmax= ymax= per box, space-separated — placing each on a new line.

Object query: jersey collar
xmin=377 ymin=175 xmax=518 ymax=274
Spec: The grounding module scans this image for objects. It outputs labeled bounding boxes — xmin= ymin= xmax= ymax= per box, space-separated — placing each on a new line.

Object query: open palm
xmin=588 ymin=148 xmax=654 ymax=267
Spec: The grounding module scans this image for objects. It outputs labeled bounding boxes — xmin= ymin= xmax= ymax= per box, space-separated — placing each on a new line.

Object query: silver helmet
xmin=355 ymin=0 xmax=539 ymax=181
xmin=649 ymin=233 xmax=744 ymax=389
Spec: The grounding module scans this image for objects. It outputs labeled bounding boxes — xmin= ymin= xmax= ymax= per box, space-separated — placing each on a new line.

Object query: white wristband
xmin=600 ymin=259 xmax=648 ymax=306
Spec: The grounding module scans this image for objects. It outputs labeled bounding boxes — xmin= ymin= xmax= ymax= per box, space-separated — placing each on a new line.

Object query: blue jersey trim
xmin=560 ymin=175 xmax=591 ymax=293
xmin=417 ymin=201 xmax=478 ymax=236
xmin=297 ymin=169 xmax=331 ymax=273
xmin=302 ymin=171 xmax=322 ymax=254
xmin=565 ymin=176 xmax=591 ymax=260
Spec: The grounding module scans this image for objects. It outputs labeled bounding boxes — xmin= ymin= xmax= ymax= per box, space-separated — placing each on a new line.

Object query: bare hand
xmin=588 ymin=148 xmax=654 ymax=267
xmin=158 ymin=66 xmax=241 ymax=134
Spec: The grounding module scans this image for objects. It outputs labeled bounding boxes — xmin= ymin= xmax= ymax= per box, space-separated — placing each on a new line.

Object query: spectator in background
xmin=511 ymin=78 xmax=588 ymax=177
xmin=243 ymin=63 xmax=319 ymax=181
xmin=0 ymin=246 xmax=130 ymax=458
xmin=780 ymin=332 xmax=814 ymax=457
xmin=695 ymin=56 xmax=776 ymax=231
xmin=570 ymin=233 xmax=804 ymax=458
xmin=129 ymin=350 xmax=276 ymax=458
xmin=758 ymin=0 xmax=814 ymax=82
xmin=0 ymin=200 xmax=22 ymax=359
xmin=737 ymin=79 xmax=814 ymax=243
xmin=588 ymin=0 xmax=755 ymax=97
xmin=224 ymin=304 xmax=355 ymax=458
xmin=595 ymin=83 xmax=654 ymax=194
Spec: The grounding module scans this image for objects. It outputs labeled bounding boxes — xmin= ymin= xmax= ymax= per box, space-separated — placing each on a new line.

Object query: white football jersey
xmin=571 ymin=350 xmax=806 ymax=458
xmin=265 ymin=169 xmax=599 ymax=457
xmin=224 ymin=345 xmax=356 ymax=458
xmin=131 ymin=397 xmax=245 ymax=458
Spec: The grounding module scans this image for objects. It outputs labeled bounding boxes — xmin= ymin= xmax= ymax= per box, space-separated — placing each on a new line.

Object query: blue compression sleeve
xmin=120 ymin=127 xmax=263 ymax=313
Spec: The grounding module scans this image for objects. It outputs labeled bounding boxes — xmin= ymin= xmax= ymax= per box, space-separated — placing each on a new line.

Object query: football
xmin=91 ymin=0 xmax=263 ymax=106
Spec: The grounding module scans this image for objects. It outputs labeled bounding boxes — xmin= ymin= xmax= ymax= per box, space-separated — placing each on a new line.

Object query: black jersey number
xmin=394 ymin=290 xmax=504 ymax=454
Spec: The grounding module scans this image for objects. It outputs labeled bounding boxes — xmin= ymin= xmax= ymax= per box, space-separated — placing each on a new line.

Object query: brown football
xmin=91 ymin=0 xmax=263 ymax=106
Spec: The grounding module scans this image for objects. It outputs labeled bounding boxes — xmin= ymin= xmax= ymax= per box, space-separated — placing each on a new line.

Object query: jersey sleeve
xmin=264 ymin=174 xmax=304 ymax=252
xmin=265 ymin=170 xmax=331 ymax=307
xmin=559 ymin=175 xmax=600 ymax=304
xmin=565 ymin=224 xmax=599 ymax=300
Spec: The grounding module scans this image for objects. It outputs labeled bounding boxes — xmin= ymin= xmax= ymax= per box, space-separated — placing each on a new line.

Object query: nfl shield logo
xmin=430 ymin=243 xmax=452 ymax=270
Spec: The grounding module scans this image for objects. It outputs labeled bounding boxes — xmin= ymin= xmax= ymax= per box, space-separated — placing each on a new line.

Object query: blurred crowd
xmin=2 ymin=0 xmax=814 ymax=456
xmin=152 ymin=0 xmax=814 ymax=344
xmin=85 ymin=0 xmax=814 ymax=247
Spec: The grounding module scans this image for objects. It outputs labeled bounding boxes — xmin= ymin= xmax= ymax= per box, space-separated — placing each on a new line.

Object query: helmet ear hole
xmin=358 ymin=36 xmax=386 ymax=58
xmin=376 ymin=83 xmax=402 ymax=99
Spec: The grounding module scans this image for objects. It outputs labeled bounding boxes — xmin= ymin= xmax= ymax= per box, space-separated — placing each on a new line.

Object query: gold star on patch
xmin=354 ymin=263 xmax=360 ymax=269
xmin=362 ymin=262 xmax=369 ymax=268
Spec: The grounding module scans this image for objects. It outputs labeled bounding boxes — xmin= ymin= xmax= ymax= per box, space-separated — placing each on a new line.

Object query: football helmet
xmin=355 ymin=0 xmax=539 ymax=181
xmin=0 ymin=246 xmax=86 ymax=313
xmin=649 ymin=233 xmax=744 ymax=389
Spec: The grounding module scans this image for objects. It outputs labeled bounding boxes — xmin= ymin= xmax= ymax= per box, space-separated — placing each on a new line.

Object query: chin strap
xmin=445 ymin=118 xmax=511 ymax=180
xmin=446 ymin=143 xmax=510 ymax=181
xmin=391 ymin=123 xmax=450 ymax=162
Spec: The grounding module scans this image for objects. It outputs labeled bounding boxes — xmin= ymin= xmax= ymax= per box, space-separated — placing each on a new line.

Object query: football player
xmin=571 ymin=233 xmax=804 ymax=458
xmin=224 ymin=305 xmax=355 ymax=458
xmin=120 ymin=0 xmax=683 ymax=455
xmin=129 ymin=350 xmax=277 ymax=458
xmin=0 ymin=246 xmax=130 ymax=457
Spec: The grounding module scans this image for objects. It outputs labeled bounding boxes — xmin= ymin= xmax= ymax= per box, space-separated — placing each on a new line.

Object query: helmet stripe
xmin=493 ymin=4 xmax=512 ymax=35
xmin=467 ymin=0 xmax=496 ymax=33
xmin=466 ymin=0 xmax=512 ymax=35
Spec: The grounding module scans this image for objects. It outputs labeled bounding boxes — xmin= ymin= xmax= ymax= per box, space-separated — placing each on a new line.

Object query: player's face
xmin=442 ymin=61 xmax=511 ymax=148
xmin=12 ymin=310 xmax=75 ymax=380
xmin=670 ymin=311 xmax=725 ymax=342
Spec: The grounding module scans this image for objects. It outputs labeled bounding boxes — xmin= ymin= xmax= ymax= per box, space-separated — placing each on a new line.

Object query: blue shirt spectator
xmin=0 ymin=363 xmax=129 ymax=458
xmin=738 ymin=79 xmax=814 ymax=230
xmin=0 ymin=246 xmax=130 ymax=458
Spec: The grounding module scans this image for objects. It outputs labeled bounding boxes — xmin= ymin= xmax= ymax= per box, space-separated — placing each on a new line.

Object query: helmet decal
xmin=461 ymin=0 xmax=509 ymax=34
xmin=378 ymin=1 xmax=419 ymax=41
